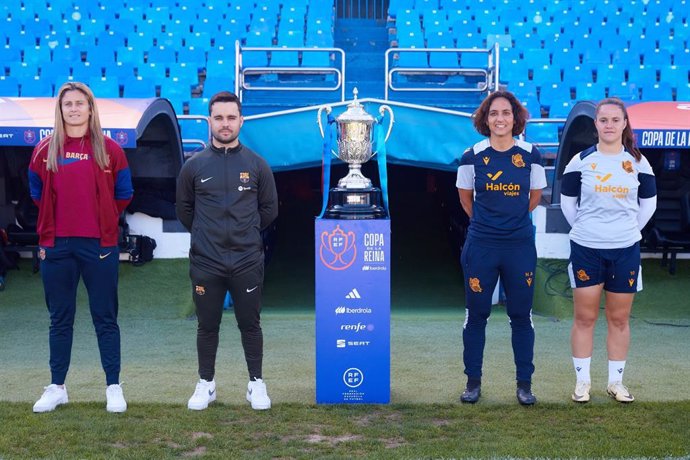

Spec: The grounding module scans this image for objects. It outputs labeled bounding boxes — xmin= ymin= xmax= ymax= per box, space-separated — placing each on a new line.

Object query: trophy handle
xmin=316 ymin=105 xmax=332 ymax=139
xmin=379 ymin=105 xmax=394 ymax=142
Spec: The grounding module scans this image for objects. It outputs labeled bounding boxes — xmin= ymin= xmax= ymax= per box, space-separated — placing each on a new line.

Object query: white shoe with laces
xmin=33 ymin=384 xmax=68 ymax=413
xmin=106 ymin=384 xmax=127 ymax=413
xmin=571 ymin=381 xmax=591 ymax=403
xmin=607 ymin=381 xmax=635 ymax=402
xmin=188 ymin=379 xmax=216 ymax=410
xmin=246 ymin=378 xmax=271 ymax=410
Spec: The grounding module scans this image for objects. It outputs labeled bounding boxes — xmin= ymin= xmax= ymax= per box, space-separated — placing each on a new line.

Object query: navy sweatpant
xmin=461 ymin=240 xmax=536 ymax=383
xmin=190 ymin=261 xmax=264 ymax=381
xmin=40 ymin=237 xmax=121 ymax=386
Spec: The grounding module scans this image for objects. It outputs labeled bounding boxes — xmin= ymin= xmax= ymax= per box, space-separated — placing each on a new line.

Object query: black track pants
xmin=190 ymin=262 xmax=264 ymax=381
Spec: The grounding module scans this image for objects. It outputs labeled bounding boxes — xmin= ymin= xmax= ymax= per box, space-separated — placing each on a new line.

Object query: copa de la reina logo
xmin=319 ymin=225 xmax=356 ymax=271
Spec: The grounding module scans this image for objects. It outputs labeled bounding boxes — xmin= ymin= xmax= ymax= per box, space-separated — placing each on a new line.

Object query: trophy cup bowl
xmin=317 ymin=88 xmax=394 ymax=219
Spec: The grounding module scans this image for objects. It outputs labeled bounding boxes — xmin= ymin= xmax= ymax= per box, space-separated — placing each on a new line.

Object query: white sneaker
xmin=246 ymin=378 xmax=271 ymax=410
xmin=571 ymin=381 xmax=591 ymax=403
xmin=106 ymin=384 xmax=127 ymax=413
xmin=188 ymin=379 xmax=216 ymax=410
xmin=607 ymin=381 xmax=635 ymax=403
xmin=33 ymin=384 xmax=68 ymax=413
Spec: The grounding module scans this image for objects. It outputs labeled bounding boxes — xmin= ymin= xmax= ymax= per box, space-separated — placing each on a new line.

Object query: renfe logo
xmin=340 ymin=323 xmax=367 ymax=332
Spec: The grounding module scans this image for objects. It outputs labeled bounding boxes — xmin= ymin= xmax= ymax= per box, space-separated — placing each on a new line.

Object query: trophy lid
xmin=337 ymin=88 xmax=375 ymax=123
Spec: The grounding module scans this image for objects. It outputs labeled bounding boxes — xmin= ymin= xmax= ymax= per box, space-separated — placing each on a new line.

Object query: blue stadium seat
xmin=20 ymin=77 xmax=54 ymax=96
xmin=147 ymin=46 xmax=177 ymax=64
xmin=137 ymin=20 xmax=164 ymax=36
xmin=397 ymin=48 xmax=428 ymax=68
xmin=608 ymin=81 xmax=640 ymax=101
xmin=643 ymin=48 xmax=673 ymax=66
xmin=8 ymin=61 xmax=39 ymax=79
xmin=397 ymin=30 xmax=424 ymax=48
xmin=531 ymin=64 xmax=562 ymax=86
xmin=549 ymin=100 xmax=575 ymax=118
xmin=202 ymin=76 xmax=235 ymax=97
xmin=127 ymin=31 xmax=156 ymax=50
xmin=426 ymin=30 xmax=454 ymax=48
xmin=51 ymin=45 xmax=82 ymax=63
xmin=676 ymin=83 xmax=690 ymax=101
xmin=627 ymin=65 xmax=657 ymax=86
xmin=116 ymin=46 xmax=145 ymax=66
xmin=168 ymin=62 xmax=200 ymax=84
xmin=306 ymin=28 xmax=333 ymax=47
xmin=575 ymin=81 xmax=606 ymax=101
xmin=214 ymin=30 xmax=245 ymax=50
xmin=301 ymin=49 xmax=332 ymax=67
xmin=396 ymin=17 xmax=423 ymax=37
xmin=278 ymin=27 xmax=304 ymax=46
xmin=429 ymin=48 xmax=458 ymax=68
xmin=88 ymin=76 xmax=120 ymax=98
xmin=185 ymin=32 xmax=212 ymax=49
xmin=611 ymin=48 xmax=640 ymax=66
xmin=250 ymin=14 xmax=278 ymax=35
xmin=0 ymin=76 xmax=20 ymax=96
xmin=500 ymin=60 xmax=529 ymax=85
xmin=159 ymin=80 xmax=189 ymax=113
xmin=71 ymin=61 xmax=101 ymax=81
xmin=582 ymin=48 xmax=611 ymax=66
xmin=177 ymin=46 xmax=205 ymax=66
xmin=245 ymin=29 xmax=273 ymax=47
xmin=270 ymin=47 xmax=299 ymax=67
xmin=122 ymin=76 xmax=157 ymax=98
xmin=388 ymin=0 xmax=414 ymax=17
xmin=104 ymin=62 xmax=136 ymax=81
xmin=137 ymin=62 xmax=167 ymax=80
xmin=97 ymin=31 xmax=127 ymax=50
xmin=486 ymin=34 xmax=512 ymax=49
xmin=640 ymin=81 xmax=674 ymax=101
xmin=86 ymin=49 xmax=117 ymax=69
xmin=539 ymin=83 xmax=572 ymax=106
xmin=460 ymin=51 xmax=490 ymax=68
xmin=596 ymin=64 xmax=626 ymax=87
xmin=416 ymin=0 xmax=440 ymax=16
xmin=0 ymin=46 xmax=21 ymax=64
xmin=525 ymin=122 xmax=559 ymax=144
xmin=518 ymin=94 xmax=541 ymax=117
xmin=659 ymin=65 xmax=689 ymax=88
xmin=206 ymin=59 xmax=236 ymax=77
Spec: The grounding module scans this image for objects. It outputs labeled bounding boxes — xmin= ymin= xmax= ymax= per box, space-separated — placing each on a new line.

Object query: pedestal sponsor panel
xmin=315 ymin=218 xmax=390 ymax=404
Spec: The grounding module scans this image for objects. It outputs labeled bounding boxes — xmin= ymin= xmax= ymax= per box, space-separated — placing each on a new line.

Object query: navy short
xmin=568 ymin=241 xmax=642 ymax=293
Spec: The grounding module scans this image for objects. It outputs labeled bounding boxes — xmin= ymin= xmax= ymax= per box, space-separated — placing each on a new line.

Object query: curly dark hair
xmin=472 ymin=90 xmax=529 ymax=137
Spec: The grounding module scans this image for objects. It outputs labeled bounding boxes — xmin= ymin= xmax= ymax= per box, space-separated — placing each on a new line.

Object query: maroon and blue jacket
xmin=29 ymin=135 xmax=133 ymax=248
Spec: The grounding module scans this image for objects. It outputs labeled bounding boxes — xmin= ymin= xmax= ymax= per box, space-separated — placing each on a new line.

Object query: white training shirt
xmin=561 ymin=145 xmax=657 ymax=249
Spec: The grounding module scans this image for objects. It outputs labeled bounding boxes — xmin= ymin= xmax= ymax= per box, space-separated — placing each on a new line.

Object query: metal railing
xmin=384 ymin=43 xmax=501 ymax=100
xmin=237 ymin=43 xmax=347 ymax=102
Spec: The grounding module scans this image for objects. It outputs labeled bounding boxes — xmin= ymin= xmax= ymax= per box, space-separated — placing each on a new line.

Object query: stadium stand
xmin=0 ymin=0 xmax=687 ymax=126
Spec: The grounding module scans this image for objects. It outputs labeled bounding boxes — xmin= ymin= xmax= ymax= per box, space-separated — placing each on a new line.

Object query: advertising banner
xmin=315 ymin=218 xmax=390 ymax=404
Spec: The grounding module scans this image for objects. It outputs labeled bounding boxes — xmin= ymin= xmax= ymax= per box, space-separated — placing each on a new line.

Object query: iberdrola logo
xmin=319 ymin=225 xmax=356 ymax=270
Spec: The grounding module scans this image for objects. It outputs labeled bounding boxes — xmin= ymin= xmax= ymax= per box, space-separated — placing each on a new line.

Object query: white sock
xmin=573 ymin=357 xmax=591 ymax=383
xmin=608 ymin=360 xmax=626 ymax=384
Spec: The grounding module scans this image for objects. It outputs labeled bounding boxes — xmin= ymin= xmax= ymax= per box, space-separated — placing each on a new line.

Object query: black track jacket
xmin=176 ymin=143 xmax=278 ymax=276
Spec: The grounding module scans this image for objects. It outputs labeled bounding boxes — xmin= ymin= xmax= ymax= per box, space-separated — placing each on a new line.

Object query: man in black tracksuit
xmin=176 ymin=91 xmax=278 ymax=411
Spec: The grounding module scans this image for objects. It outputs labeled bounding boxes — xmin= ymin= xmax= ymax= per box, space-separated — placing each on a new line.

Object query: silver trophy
xmin=317 ymin=89 xmax=394 ymax=219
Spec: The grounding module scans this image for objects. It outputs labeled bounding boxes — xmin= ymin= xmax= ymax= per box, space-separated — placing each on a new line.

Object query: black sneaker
xmin=516 ymin=387 xmax=537 ymax=405
xmin=460 ymin=385 xmax=481 ymax=403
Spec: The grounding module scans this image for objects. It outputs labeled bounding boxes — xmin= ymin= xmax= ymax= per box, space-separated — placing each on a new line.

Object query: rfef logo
xmin=343 ymin=368 xmax=364 ymax=388
xmin=319 ymin=225 xmax=356 ymax=270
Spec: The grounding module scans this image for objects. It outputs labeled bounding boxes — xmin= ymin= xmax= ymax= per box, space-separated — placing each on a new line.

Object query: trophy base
xmin=323 ymin=187 xmax=387 ymax=219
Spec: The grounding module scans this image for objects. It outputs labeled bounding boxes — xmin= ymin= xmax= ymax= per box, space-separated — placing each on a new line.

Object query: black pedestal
xmin=323 ymin=187 xmax=387 ymax=219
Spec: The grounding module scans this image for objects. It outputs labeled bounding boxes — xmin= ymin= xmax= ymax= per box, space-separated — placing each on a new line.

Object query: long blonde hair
xmin=47 ymin=82 xmax=109 ymax=172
